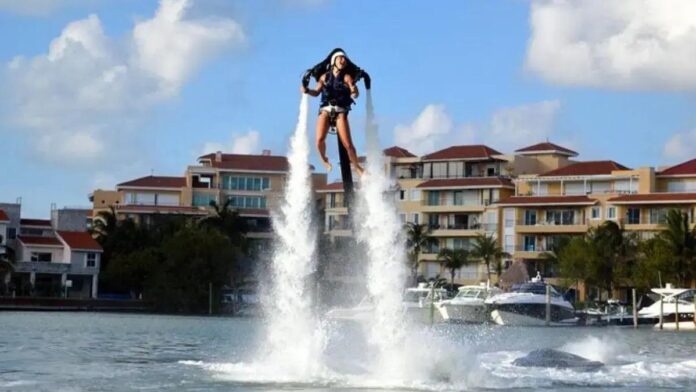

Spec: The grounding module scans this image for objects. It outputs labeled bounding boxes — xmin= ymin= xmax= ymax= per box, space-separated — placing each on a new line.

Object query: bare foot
xmin=321 ymin=158 xmax=332 ymax=172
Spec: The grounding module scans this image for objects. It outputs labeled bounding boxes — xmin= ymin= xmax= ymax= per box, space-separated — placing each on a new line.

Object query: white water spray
xmin=261 ymin=94 xmax=324 ymax=377
xmin=356 ymin=90 xmax=410 ymax=378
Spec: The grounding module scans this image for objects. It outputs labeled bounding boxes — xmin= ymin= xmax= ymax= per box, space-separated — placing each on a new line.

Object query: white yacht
xmin=437 ymin=284 xmax=502 ymax=323
xmin=402 ymin=283 xmax=449 ymax=324
xmin=639 ymin=285 xmax=695 ymax=324
xmin=485 ymin=275 xmax=577 ymax=326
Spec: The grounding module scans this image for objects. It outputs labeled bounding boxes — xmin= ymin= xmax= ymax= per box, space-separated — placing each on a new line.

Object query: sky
xmin=1 ymin=0 xmax=696 ymax=218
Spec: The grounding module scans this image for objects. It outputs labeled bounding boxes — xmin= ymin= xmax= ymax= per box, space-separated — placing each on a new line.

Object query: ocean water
xmin=1 ymin=312 xmax=695 ymax=391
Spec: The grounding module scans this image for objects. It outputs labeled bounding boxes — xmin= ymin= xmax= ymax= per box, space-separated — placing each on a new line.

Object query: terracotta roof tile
xmin=18 ymin=235 xmax=62 ymax=246
xmin=20 ymin=219 xmax=52 ymax=227
xmin=383 ymin=146 xmax=416 ymax=158
xmin=117 ymin=176 xmax=186 ymax=188
xmin=658 ymin=158 xmax=696 ymax=176
xmin=515 ymin=142 xmax=578 ymax=156
xmin=417 ymin=177 xmax=514 ymax=189
xmin=609 ymin=193 xmax=696 ymax=204
xmin=0 ymin=209 xmax=8 ymax=222
xmin=57 ymin=231 xmax=102 ymax=251
xmin=540 ymin=161 xmax=630 ymax=177
xmin=198 ymin=153 xmax=293 ymax=172
xmin=496 ymin=195 xmax=597 ymax=206
xmin=423 ymin=145 xmax=503 ymax=161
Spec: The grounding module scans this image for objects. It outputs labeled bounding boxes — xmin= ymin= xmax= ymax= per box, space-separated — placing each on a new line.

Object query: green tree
xmin=633 ymin=236 xmax=675 ymax=289
xmin=590 ymin=221 xmax=637 ymax=296
xmin=404 ymin=223 xmax=435 ymax=284
xmin=104 ymin=247 xmax=161 ymax=299
xmin=146 ymin=224 xmax=237 ymax=313
xmin=437 ymin=248 xmax=471 ymax=286
xmin=471 ymin=234 xmax=510 ymax=282
xmin=656 ymin=209 xmax=696 ymax=286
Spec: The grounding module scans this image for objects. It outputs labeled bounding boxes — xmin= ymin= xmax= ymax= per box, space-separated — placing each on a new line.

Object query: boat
xmin=638 ymin=284 xmax=695 ymax=324
xmin=402 ymin=283 xmax=449 ymax=324
xmin=485 ymin=274 xmax=577 ymax=326
xmin=437 ymin=283 xmax=502 ymax=323
xmin=578 ymin=299 xmax=634 ymax=326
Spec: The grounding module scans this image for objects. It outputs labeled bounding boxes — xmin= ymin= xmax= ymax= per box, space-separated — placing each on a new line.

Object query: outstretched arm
xmin=302 ymin=75 xmax=325 ymax=97
xmin=345 ymin=74 xmax=359 ymax=99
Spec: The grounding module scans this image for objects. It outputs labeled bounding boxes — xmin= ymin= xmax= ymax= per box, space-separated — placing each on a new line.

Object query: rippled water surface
xmin=1 ymin=312 xmax=695 ymax=391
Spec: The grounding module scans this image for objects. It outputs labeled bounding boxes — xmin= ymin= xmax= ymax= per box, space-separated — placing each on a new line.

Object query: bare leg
xmin=315 ymin=112 xmax=332 ymax=172
xmin=335 ymin=113 xmax=365 ymax=176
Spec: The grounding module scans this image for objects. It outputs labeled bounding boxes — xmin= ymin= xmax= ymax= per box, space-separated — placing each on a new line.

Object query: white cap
xmin=331 ymin=51 xmax=346 ymax=65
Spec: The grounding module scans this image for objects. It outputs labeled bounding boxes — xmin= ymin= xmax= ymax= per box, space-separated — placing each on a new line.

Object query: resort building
xmin=0 ymin=204 xmax=101 ymax=299
xmin=90 ymin=150 xmax=327 ymax=275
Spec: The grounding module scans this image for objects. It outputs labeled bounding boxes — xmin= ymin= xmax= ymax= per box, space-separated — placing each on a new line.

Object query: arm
xmin=345 ymin=74 xmax=359 ymax=99
xmin=302 ymin=75 xmax=324 ymax=97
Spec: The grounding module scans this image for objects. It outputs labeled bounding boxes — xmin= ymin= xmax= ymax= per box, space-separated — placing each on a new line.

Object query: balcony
xmin=429 ymin=223 xmax=497 ymax=236
xmin=515 ymin=218 xmax=588 ymax=234
xmin=510 ymin=245 xmax=554 ymax=259
xmin=13 ymin=261 xmax=98 ymax=275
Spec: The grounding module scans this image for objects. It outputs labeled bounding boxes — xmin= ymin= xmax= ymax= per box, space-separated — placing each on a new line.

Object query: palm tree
xmin=404 ymin=222 xmax=435 ymax=284
xmin=200 ymin=199 xmax=247 ymax=247
xmin=590 ymin=220 xmax=637 ymax=298
xmin=658 ymin=209 xmax=696 ymax=286
xmin=437 ymin=248 xmax=471 ymax=286
xmin=91 ymin=206 xmax=118 ymax=243
xmin=471 ymin=234 xmax=510 ymax=282
xmin=0 ymin=234 xmax=15 ymax=296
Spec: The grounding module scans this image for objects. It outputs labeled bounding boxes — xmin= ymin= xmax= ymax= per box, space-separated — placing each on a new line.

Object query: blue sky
xmin=1 ymin=0 xmax=696 ymax=218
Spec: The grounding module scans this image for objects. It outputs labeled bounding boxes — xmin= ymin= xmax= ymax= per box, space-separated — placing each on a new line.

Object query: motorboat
xmin=437 ymin=283 xmax=502 ymax=323
xmin=579 ymin=299 xmax=634 ymax=326
xmin=485 ymin=274 xmax=577 ymax=326
xmin=639 ymin=284 xmax=695 ymax=324
xmin=402 ymin=283 xmax=449 ymax=324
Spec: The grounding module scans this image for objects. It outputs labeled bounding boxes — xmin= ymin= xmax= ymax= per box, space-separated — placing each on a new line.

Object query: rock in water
xmin=513 ymin=349 xmax=603 ymax=371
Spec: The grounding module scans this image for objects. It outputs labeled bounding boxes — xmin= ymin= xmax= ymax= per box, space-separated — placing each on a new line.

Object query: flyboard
xmin=302 ymin=48 xmax=371 ymax=212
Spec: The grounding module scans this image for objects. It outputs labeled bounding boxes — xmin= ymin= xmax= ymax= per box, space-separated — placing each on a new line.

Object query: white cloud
xmin=202 ymin=130 xmax=261 ymax=155
xmin=394 ymin=101 xmax=562 ymax=155
xmin=132 ymin=0 xmax=245 ymax=94
xmin=393 ymin=104 xmax=453 ymax=155
xmin=663 ymin=129 xmax=696 ymax=162
xmin=1 ymin=0 xmax=246 ymax=166
xmin=484 ymin=100 xmax=561 ymax=152
xmin=526 ymin=0 xmax=696 ymax=91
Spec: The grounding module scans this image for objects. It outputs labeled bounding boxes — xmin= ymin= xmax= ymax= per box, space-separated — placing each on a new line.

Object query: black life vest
xmin=320 ymin=70 xmax=354 ymax=109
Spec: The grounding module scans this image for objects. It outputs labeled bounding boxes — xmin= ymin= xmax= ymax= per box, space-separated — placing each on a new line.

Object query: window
xmin=546 ymin=210 xmax=575 ymax=225
xmin=8 ymin=228 xmax=16 ymax=239
xmin=329 ymin=193 xmax=336 ymax=208
xmin=399 ymin=190 xmax=407 ymax=201
xmin=626 ymin=208 xmax=641 ymax=224
xmin=428 ymin=191 xmax=440 ymax=206
xmin=591 ymin=207 xmax=601 ymax=220
xmin=31 ymin=252 xmax=52 ymax=262
xmin=399 ymin=214 xmax=406 ymax=224
xmin=227 ymin=195 xmax=267 ymax=209
xmin=428 ymin=214 xmax=439 ymax=229
xmin=432 ymin=162 xmax=447 ymax=178
xmin=524 ymin=236 xmax=536 ymax=251
xmin=412 ymin=213 xmax=419 ymax=224
xmin=453 ymin=191 xmax=464 ymax=206
xmin=607 ymin=207 xmax=616 ymax=219
xmin=222 ymin=176 xmax=270 ymax=191
xmin=449 ymin=162 xmax=464 ymax=178
xmin=524 ymin=210 xmax=537 ymax=225
xmin=649 ymin=208 xmax=669 ymax=224
xmin=192 ymin=192 xmax=216 ymax=207
xmin=487 ymin=166 xmax=496 ymax=177
xmin=86 ymin=253 xmax=97 ymax=267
